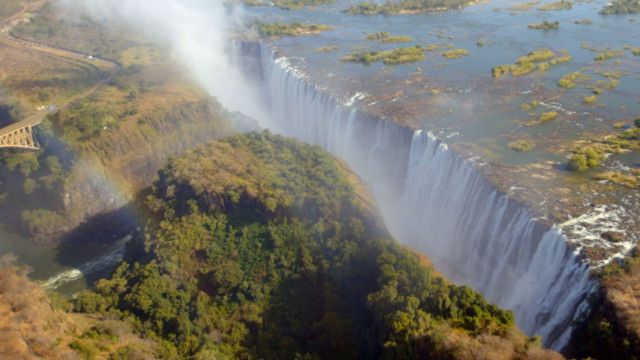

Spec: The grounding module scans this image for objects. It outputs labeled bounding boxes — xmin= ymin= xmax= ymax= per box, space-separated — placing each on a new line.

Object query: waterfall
xmin=396 ymin=131 xmax=595 ymax=349
xmin=236 ymin=41 xmax=597 ymax=350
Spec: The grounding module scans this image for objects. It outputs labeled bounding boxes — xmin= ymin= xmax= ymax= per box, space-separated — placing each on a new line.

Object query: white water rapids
xmin=40 ymin=235 xmax=131 ymax=291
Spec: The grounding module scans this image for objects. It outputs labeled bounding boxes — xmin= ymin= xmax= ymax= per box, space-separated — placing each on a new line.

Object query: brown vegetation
xmin=0 ymin=255 xmax=158 ymax=359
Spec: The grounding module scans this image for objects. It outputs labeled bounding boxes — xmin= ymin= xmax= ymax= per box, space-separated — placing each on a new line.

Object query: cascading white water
xmin=40 ymin=236 xmax=131 ymax=290
xmin=237 ymin=42 xmax=596 ymax=350
xmin=397 ymin=132 xmax=595 ymax=349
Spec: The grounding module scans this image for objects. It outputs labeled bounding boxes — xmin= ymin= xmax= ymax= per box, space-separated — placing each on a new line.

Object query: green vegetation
xmin=20 ymin=209 xmax=68 ymax=239
xmin=507 ymin=139 xmax=536 ymax=152
xmin=69 ymin=132 xmax=552 ymax=359
xmin=507 ymin=1 xmax=541 ymax=11
xmin=243 ymin=0 xmax=269 ymax=5
xmin=537 ymin=0 xmax=573 ymax=11
xmin=632 ymin=48 xmax=640 ymax=56
xmin=0 ymin=137 xmax=73 ymax=242
xmin=442 ymin=48 xmax=470 ymax=59
xmin=518 ymin=48 xmax=556 ymax=63
xmin=521 ymin=100 xmax=539 ymax=111
xmin=567 ymin=124 xmax=640 ymax=174
xmin=568 ymin=145 xmax=605 ymax=171
xmin=600 ymin=0 xmax=640 ymax=14
xmin=425 ymin=43 xmax=453 ymax=52
xmin=569 ymin=244 xmax=640 ymax=358
xmin=243 ymin=0 xmax=336 ymax=9
xmin=613 ymin=121 xmax=627 ymax=129
xmin=594 ymin=170 xmax=640 ymax=189
xmin=492 ymin=48 xmax=571 ymax=78
xmin=558 ymin=71 xmax=588 ymax=88
xmin=255 ymin=22 xmax=333 ymax=36
xmin=344 ymin=0 xmax=474 ymax=15
xmin=574 ymin=18 xmax=592 ymax=25
xmin=583 ymin=95 xmax=598 ymax=104
xmin=539 ymin=111 xmax=558 ymax=123
xmin=365 ymin=31 xmax=413 ymax=43
xmin=274 ymin=0 xmax=335 ymax=9
xmin=594 ymin=71 xmax=622 ymax=90
xmin=528 ymin=20 xmax=560 ymax=30
xmin=595 ymin=49 xmax=625 ymax=62
xmin=44 ymin=99 xmax=116 ymax=144
xmin=0 ymin=261 xmax=160 ymax=359
xmin=342 ymin=45 xmax=425 ymax=65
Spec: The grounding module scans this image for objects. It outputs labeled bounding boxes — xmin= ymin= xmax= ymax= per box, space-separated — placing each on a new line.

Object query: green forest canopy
xmin=73 ymin=132 xmax=555 ymax=359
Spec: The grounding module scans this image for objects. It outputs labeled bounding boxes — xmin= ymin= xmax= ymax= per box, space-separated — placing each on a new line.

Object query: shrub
xmin=600 ymin=0 xmax=640 ymax=14
xmin=342 ymin=45 xmax=425 ymax=65
xmin=365 ymin=32 xmax=413 ymax=43
xmin=256 ymin=22 xmax=333 ymax=36
xmin=595 ymin=49 xmax=625 ymax=62
xmin=528 ymin=21 xmax=559 ymax=30
xmin=23 ymin=178 xmax=37 ymax=195
xmin=568 ymin=146 xmax=606 ymax=171
xmin=537 ymin=0 xmax=572 ymax=11
xmin=20 ymin=209 xmax=67 ymax=239
xmin=3 ymin=152 xmax=40 ymax=176
xmin=584 ymin=95 xmax=598 ymax=104
xmin=558 ymin=72 xmax=587 ymax=88
xmin=507 ymin=139 xmax=536 ymax=152
xmin=492 ymin=49 xmax=570 ymax=78
xmin=539 ymin=111 xmax=558 ymax=123
xmin=492 ymin=65 xmax=511 ymax=78
xmin=442 ymin=48 xmax=470 ymax=59
xmin=69 ymin=339 xmax=99 ymax=359
xmin=270 ymin=0 xmax=335 ymax=10
xmin=344 ymin=0 xmax=474 ymax=14
xmin=521 ymin=100 xmax=539 ymax=111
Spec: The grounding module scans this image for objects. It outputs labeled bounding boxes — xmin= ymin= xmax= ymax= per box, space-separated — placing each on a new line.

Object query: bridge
xmin=0 ymin=0 xmax=120 ymax=152
xmin=0 ymin=112 xmax=49 ymax=150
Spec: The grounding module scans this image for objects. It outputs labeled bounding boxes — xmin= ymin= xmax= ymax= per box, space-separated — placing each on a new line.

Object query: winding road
xmin=0 ymin=0 xmax=121 ymax=149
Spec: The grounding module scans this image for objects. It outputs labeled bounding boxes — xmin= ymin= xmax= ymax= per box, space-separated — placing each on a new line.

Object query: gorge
xmin=1 ymin=0 xmax=639 ymax=357
xmin=229 ymin=41 xmax=596 ymax=350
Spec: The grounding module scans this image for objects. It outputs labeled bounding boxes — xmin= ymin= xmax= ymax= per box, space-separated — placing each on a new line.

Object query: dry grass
xmin=0 ymin=257 xmax=78 ymax=359
xmin=11 ymin=2 xmax=146 ymax=61
xmin=0 ymin=41 xmax=99 ymax=111
xmin=0 ymin=256 xmax=158 ymax=359
xmin=417 ymin=322 xmax=564 ymax=359
xmin=0 ymin=0 xmax=24 ymax=19
xmin=602 ymin=261 xmax=640 ymax=340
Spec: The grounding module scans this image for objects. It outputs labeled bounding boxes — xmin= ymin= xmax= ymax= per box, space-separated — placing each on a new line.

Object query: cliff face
xmin=568 ymin=249 xmax=640 ymax=358
xmin=23 ymin=99 xmax=253 ymax=244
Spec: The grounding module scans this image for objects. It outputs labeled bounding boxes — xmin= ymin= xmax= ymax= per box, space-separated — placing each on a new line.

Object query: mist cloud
xmin=55 ymin=0 xmax=268 ymax=124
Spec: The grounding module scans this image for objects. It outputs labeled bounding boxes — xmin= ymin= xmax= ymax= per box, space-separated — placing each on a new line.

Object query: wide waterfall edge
xmin=234 ymin=39 xmax=598 ymax=352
